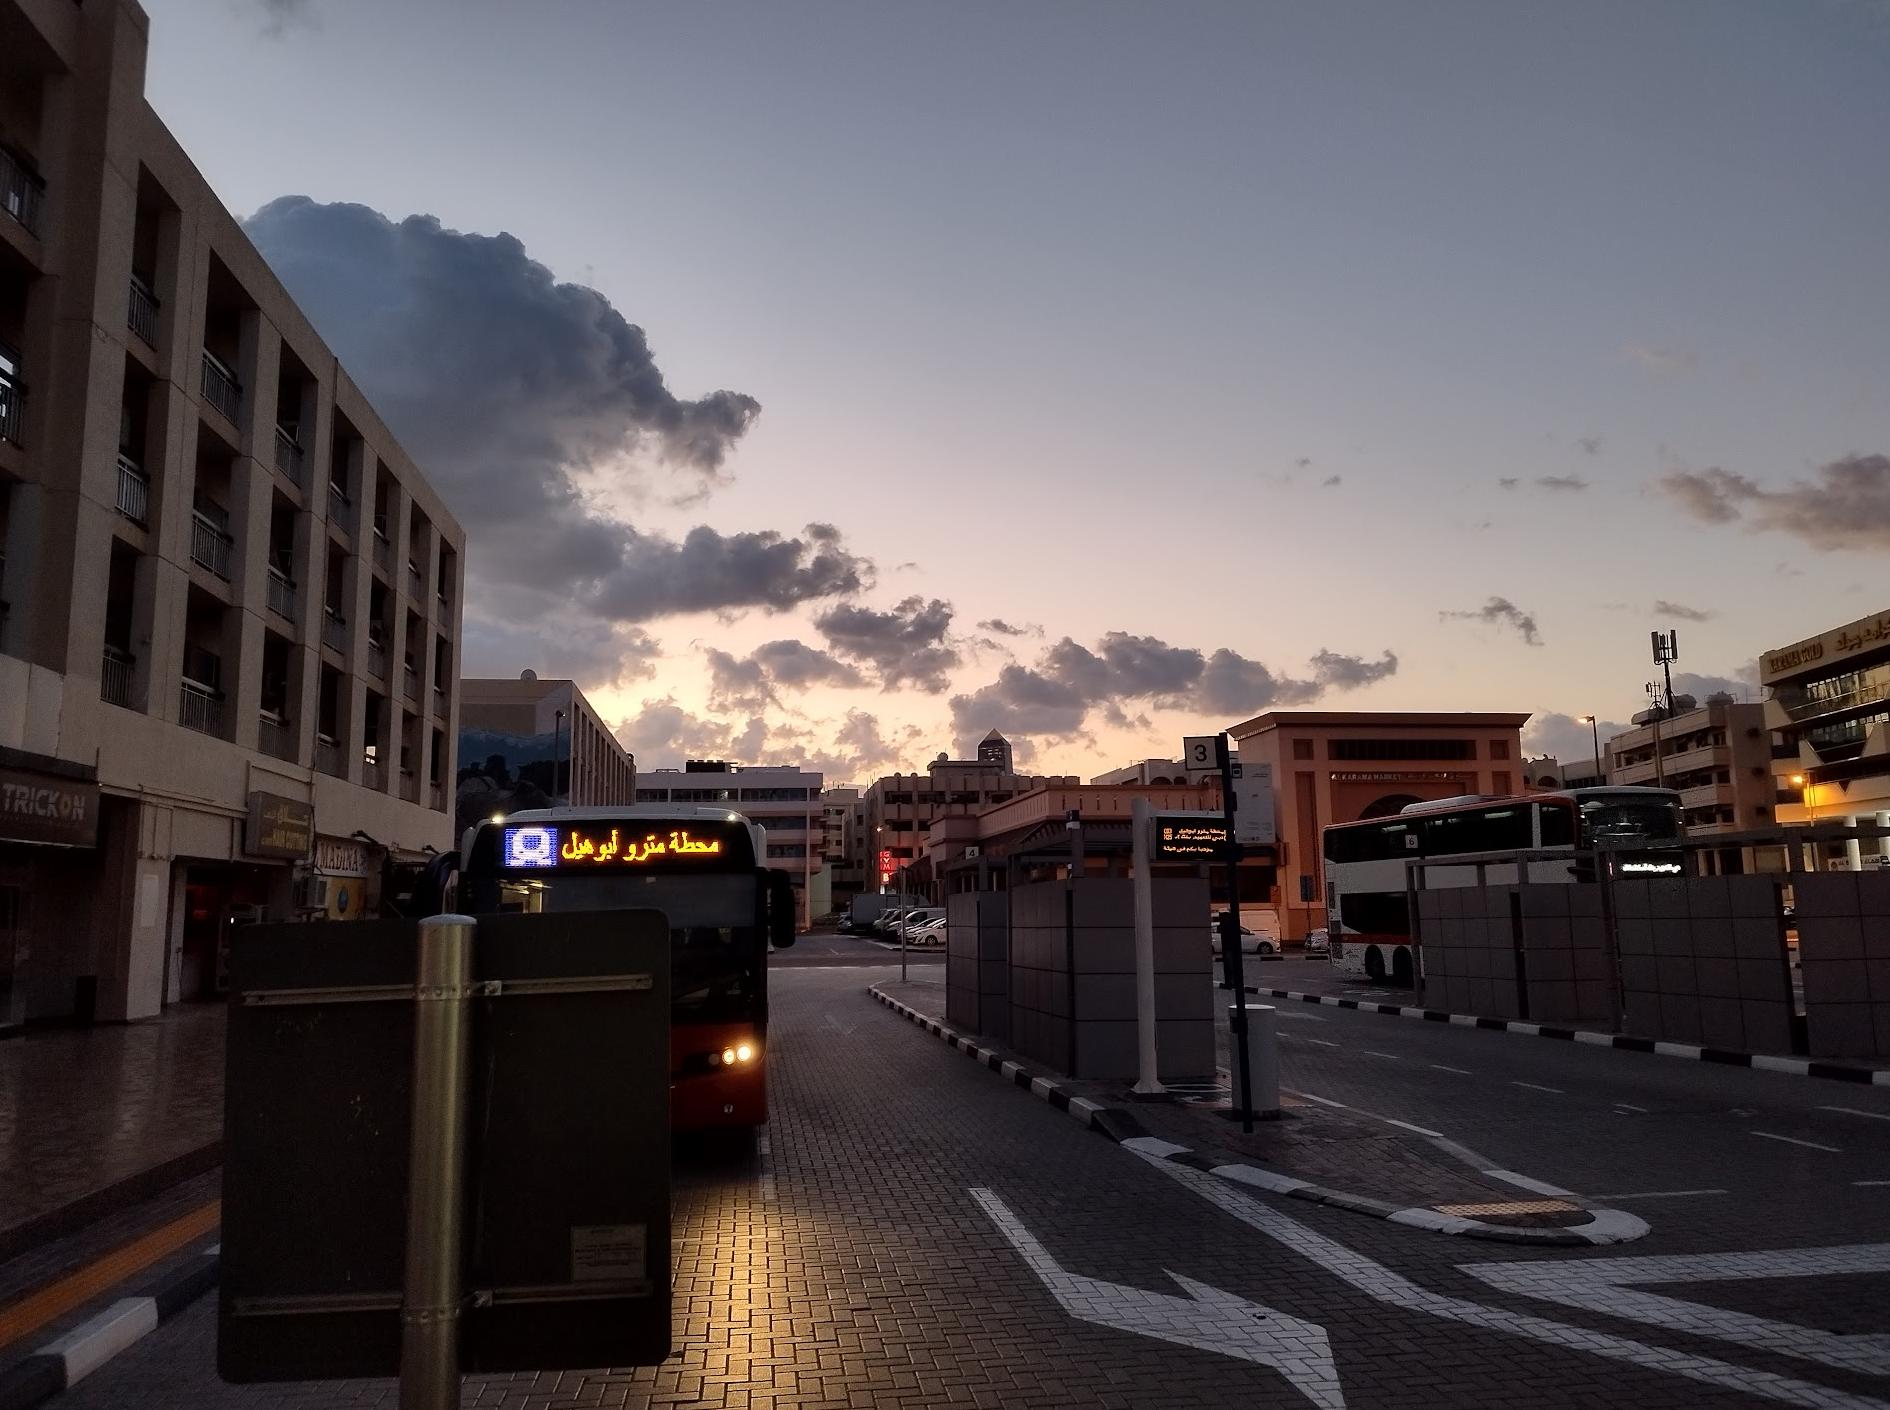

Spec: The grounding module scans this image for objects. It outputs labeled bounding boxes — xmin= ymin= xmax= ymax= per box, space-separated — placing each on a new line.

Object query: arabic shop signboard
xmin=1151 ymin=814 xmax=1230 ymax=861
xmin=502 ymin=824 xmax=727 ymax=870
xmin=245 ymin=792 xmax=314 ymax=860
xmin=0 ymin=765 xmax=100 ymax=848
xmin=1761 ymin=610 xmax=1890 ymax=686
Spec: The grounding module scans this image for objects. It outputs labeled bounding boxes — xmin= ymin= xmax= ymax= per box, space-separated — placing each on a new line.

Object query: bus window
xmin=1424 ymin=806 xmax=1529 ymax=857
xmin=1580 ymin=798 xmax=1681 ymax=845
xmin=1537 ymin=803 xmax=1575 ymax=847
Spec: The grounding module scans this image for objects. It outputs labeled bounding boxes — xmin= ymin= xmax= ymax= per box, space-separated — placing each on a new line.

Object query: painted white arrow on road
xmin=970 ymin=1186 xmax=1345 ymax=1409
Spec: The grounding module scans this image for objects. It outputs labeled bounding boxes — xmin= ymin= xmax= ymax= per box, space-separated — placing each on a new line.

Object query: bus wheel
xmin=1364 ymin=947 xmax=1386 ymax=984
xmin=1392 ymin=947 xmax=1414 ymax=988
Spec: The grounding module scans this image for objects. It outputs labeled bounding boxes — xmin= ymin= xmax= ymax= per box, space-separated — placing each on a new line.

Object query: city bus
xmin=1321 ymin=787 xmax=1682 ymax=986
xmin=453 ymin=805 xmax=798 ymax=1131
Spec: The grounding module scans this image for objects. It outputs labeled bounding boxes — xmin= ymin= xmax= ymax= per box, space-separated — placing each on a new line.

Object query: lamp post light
xmin=1793 ymin=772 xmax=1818 ymax=871
xmin=1579 ymin=715 xmax=1604 ymax=782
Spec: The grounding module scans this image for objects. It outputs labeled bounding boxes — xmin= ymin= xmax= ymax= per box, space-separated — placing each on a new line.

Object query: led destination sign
xmin=1151 ymin=816 xmax=1231 ymax=861
xmin=502 ymin=824 xmax=729 ymax=870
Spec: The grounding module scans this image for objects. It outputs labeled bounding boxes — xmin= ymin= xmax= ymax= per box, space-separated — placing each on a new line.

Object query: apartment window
xmin=1490 ymin=740 xmax=1510 ymax=761
xmin=1328 ymin=739 xmax=1476 ymax=761
xmin=1292 ymin=739 xmax=1314 ymax=760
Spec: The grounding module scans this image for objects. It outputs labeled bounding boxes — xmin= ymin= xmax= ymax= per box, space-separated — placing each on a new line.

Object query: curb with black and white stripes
xmin=868 ymin=986 xmax=1643 ymax=1246
xmin=1246 ymin=985 xmax=1890 ymax=1086
xmin=0 ymin=1250 xmax=218 ymax=1410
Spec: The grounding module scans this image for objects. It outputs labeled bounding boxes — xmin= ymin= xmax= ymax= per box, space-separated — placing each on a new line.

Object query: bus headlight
xmin=736 ymin=1042 xmax=754 ymax=1063
xmin=721 ymin=1046 xmax=736 ymax=1066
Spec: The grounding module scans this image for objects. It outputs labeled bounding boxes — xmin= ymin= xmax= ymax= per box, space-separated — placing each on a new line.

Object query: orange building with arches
xmin=1225 ymin=711 xmax=1531 ymax=940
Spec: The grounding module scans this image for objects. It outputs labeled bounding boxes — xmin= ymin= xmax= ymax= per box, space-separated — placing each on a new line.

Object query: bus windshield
xmin=1579 ymin=799 xmax=1681 ymax=846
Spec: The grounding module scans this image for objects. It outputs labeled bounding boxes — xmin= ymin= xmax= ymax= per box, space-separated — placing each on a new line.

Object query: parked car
xmin=910 ymin=916 xmax=948 ymax=946
xmin=1209 ymin=919 xmax=1276 ymax=957
xmin=873 ymin=908 xmax=912 ymax=937
xmin=897 ymin=906 xmax=946 ymax=940
xmin=1303 ymin=927 xmax=1330 ymax=956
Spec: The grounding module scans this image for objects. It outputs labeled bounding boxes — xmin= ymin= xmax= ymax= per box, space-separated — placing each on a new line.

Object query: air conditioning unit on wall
xmin=294 ymin=874 xmax=335 ymax=912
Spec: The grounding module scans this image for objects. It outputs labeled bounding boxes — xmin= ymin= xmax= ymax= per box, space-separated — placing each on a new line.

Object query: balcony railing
xmin=363 ymin=759 xmax=385 ymax=792
xmin=367 ymin=637 xmax=387 ymax=679
xmin=101 ymin=645 xmax=136 ymax=708
xmin=328 ymin=482 xmax=351 ymax=532
xmin=259 ymin=712 xmax=296 ymax=762
xmin=372 ymin=528 xmax=392 ymax=576
xmin=201 ymin=350 xmax=242 ymax=423
xmin=315 ymin=734 xmax=344 ymax=778
xmin=0 ymin=356 xmax=23 ymax=448
xmin=0 ymin=147 xmax=44 ymax=236
xmin=179 ymin=679 xmax=223 ymax=736
xmin=273 ymin=425 xmax=304 ymax=487
xmin=114 ymin=454 xmax=149 ymax=525
xmin=321 ymin=606 xmax=347 ymax=652
xmin=128 ymin=275 xmax=159 ymax=348
xmin=267 ymin=565 xmax=297 ymax=621
xmin=189 ymin=512 xmax=233 ymax=580
xmin=402 ymin=663 xmax=418 ymax=701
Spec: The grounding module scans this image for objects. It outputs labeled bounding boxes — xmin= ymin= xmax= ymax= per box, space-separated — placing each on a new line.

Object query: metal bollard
xmin=400 ymin=915 xmax=476 ymax=1410
xmin=1227 ymin=1002 xmax=1281 ymax=1119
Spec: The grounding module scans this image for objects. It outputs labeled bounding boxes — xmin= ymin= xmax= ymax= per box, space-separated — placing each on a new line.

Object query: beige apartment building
xmin=457 ymin=673 xmax=635 ymax=838
xmin=636 ymin=761 xmax=826 ymax=927
xmin=854 ymin=733 xmax=1077 ymax=888
xmin=1762 ymin=607 xmax=1890 ymax=871
xmin=0 ymin=0 xmax=463 ymax=1030
xmin=1607 ymin=697 xmax=1774 ymax=871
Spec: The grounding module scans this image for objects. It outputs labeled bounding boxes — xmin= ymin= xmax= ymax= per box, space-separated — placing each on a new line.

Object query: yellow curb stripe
xmin=0 ymin=1199 xmax=221 ymax=1350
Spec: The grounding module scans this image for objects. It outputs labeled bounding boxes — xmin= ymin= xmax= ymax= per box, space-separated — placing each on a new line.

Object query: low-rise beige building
xmin=0 ymin=0 xmax=463 ymax=1030
xmin=1607 ymin=698 xmax=1774 ymax=870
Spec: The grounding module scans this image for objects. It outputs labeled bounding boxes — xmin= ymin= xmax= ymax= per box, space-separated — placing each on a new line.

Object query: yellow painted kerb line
xmin=0 ymin=1199 xmax=220 ymax=1351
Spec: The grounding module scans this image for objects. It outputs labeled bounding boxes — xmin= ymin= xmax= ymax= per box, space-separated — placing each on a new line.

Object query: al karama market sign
xmin=0 ymin=765 xmax=100 ymax=848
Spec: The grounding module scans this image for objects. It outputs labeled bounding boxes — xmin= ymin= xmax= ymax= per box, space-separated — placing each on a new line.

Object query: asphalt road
xmin=44 ymin=961 xmax=1890 ymax=1409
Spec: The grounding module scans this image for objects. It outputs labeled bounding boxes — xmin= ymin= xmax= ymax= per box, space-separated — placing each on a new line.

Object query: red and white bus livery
xmin=1321 ymin=787 xmax=1682 ymax=986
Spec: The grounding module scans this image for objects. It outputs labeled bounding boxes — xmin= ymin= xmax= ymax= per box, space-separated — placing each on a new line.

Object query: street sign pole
xmin=400 ymin=915 xmax=476 ymax=1410
xmin=1215 ymin=735 xmax=1254 ymax=1133
xmin=1130 ymin=797 xmax=1164 ymax=1096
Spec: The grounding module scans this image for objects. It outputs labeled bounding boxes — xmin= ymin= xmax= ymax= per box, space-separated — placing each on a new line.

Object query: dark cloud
xmin=245 ymin=197 xmax=870 ymax=628
xmin=1321 ymin=474 xmax=1343 ymax=487
xmin=1652 ymin=600 xmax=1714 ymax=623
xmin=814 ymin=596 xmax=960 ymax=692
xmin=613 ymin=699 xmax=768 ymax=769
xmin=1657 ymin=455 xmax=1890 ymax=551
xmin=1441 ymin=597 xmax=1542 ymax=646
xmin=1497 ymin=477 xmax=1520 ymax=490
xmin=780 ymin=710 xmax=920 ymax=782
xmin=1535 ymin=475 xmax=1590 ymax=493
xmin=947 ymin=633 xmax=1398 ymax=754
xmin=1294 ymin=457 xmax=1313 ymax=469
xmin=977 ymin=618 xmax=1039 ymax=638
xmin=1577 ymin=436 xmax=1603 ymax=456
xmin=704 ymin=639 xmax=865 ymax=712
xmin=1672 ymin=669 xmax=1759 ymax=702
xmin=257 ymin=0 xmax=315 ymax=36
xmin=460 ymin=611 xmax=659 ymax=689
xmin=1523 ymin=712 xmax=1627 ymax=764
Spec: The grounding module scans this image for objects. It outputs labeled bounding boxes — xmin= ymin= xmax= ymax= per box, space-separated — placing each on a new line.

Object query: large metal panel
xmin=219 ymin=910 xmax=671 ymax=1383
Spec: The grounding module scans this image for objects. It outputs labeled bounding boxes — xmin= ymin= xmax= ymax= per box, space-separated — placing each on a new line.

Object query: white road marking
xmin=1820 ymin=1106 xmax=1890 ymax=1123
xmin=1362 ymin=1051 xmax=1402 ymax=1061
xmin=1303 ymin=1038 xmax=1343 ymax=1049
xmin=1428 ymin=1063 xmax=1473 ymax=1075
xmin=1752 ymin=1131 xmax=1842 ymax=1153
xmin=1614 ymin=1103 xmax=1649 ymax=1113
xmin=1511 ymin=1081 xmax=1563 ymax=1094
xmin=1383 ymin=1118 xmax=1446 ymax=1139
xmin=1591 ymin=1189 xmax=1729 ymax=1201
xmin=1469 ymin=1244 xmax=1890 ymax=1377
xmin=1133 ymin=1151 xmax=1890 ymax=1410
xmin=1285 ymin=1090 xmax=1350 ymax=1110
xmin=1852 ymin=1180 xmax=1890 ymax=1187
xmin=972 ymin=1187 xmax=1345 ymax=1408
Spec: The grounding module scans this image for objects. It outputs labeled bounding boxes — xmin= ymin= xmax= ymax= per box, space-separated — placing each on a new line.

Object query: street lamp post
xmin=1579 ymin=715 xmax=1603 ymax=782
xmin=1793 ymin=772 xmax=1817 ymax=871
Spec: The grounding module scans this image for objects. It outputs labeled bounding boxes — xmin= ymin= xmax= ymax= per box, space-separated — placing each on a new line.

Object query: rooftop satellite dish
xmin=520 ymin=668 xmax=537 ymax=681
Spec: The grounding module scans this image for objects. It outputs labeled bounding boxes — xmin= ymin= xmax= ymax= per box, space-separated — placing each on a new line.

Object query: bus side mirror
xmin=768 ymin=869 xmax=797 ymax=949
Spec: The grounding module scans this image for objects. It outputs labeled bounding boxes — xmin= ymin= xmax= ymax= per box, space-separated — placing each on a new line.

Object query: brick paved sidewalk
xmin=0 ymin=1004 xmax=225 ymax=1256
xmin=872 ymin=978 xmax=1569 ymax=1224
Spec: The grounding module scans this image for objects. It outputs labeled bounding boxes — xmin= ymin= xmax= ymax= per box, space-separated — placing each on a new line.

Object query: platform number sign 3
xmin=1183 ymin=736 xmax=1219 ymax=782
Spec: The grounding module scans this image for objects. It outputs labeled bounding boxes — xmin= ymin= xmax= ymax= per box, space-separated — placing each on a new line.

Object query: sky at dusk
xmin=142 ymin=0 xmax=1890 ymax=779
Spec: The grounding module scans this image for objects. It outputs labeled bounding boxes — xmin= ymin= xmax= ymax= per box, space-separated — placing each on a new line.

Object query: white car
xmin=897 ymin=907 xmax=946 ymax=940
xmin=1303 ymin=928 xmax=1330 ymax=957
xmin=1209 ymin=920 xmax=1277 ymax=957
xmin=910 ymin=916 xmax=948 ymax=946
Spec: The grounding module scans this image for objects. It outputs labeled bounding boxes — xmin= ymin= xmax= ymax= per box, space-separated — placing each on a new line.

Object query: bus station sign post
xmin=219 ymin=910 xmax=672 ymax=1403
xmin=1214 ymin=734 xmax=1258 ymax=1133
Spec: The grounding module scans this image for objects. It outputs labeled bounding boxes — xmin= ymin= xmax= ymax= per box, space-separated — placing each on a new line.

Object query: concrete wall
xmin=1612 ymin=876 xmax=1796 ymax=1053
xmin=1419 ymin=884 xmax=1615 ymax=1025
xmin=945 ymin=891 xmax=1009 ymax=1040
xmin=1005 ymin=878 xmax=1214 ymax=1080
xmin=1797 ymin=872 xmax=1890 ymax=1060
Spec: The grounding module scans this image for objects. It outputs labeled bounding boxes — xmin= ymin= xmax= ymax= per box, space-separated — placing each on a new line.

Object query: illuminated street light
xmin=1578 ymin=715 xmax=1603 ymax=780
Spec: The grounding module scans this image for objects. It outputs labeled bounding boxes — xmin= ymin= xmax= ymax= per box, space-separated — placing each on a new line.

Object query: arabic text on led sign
xmin=501 ymin=824 xmax=724 ymax=869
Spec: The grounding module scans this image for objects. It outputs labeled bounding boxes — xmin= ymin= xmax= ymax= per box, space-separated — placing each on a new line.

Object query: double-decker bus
xmin=1321 ymin=787 xmax=1682 ymax=986
xmin=453 ymin=805 xmax=798 ymax=1131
